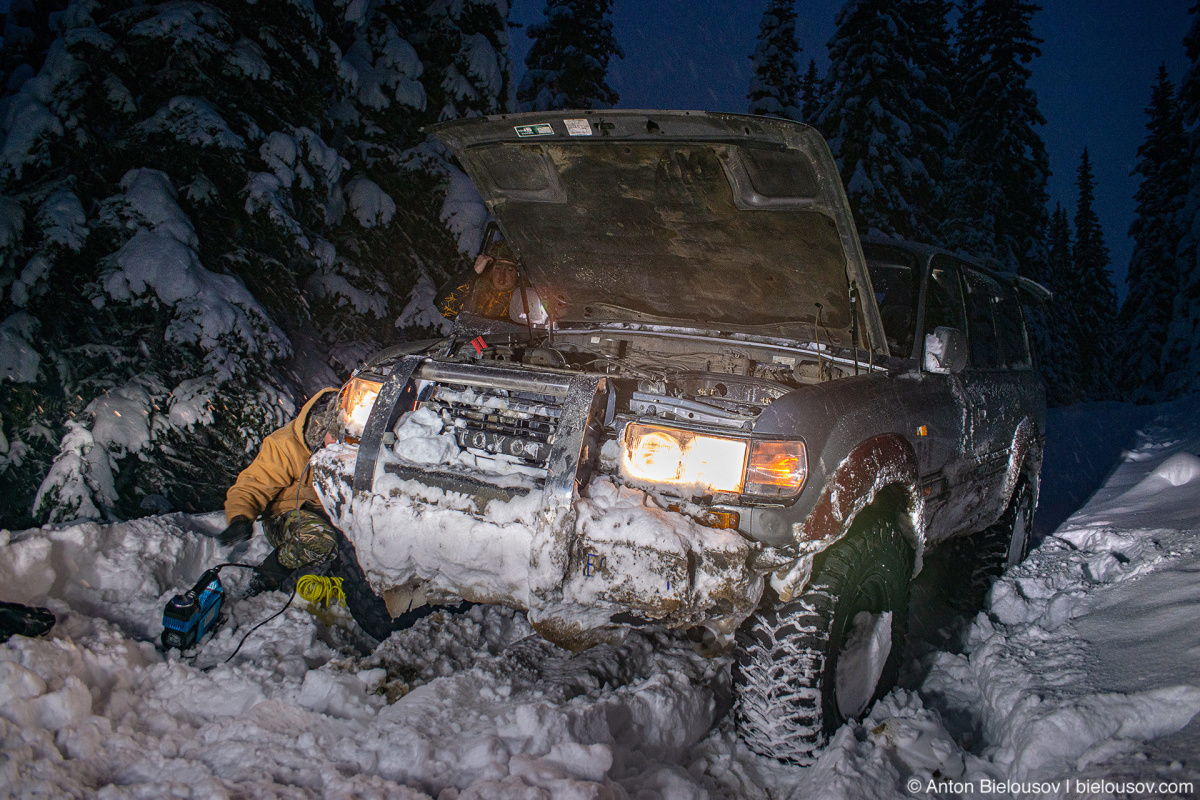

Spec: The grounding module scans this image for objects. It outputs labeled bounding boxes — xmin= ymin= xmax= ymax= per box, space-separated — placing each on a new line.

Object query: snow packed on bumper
xmin=312 ymin=406 xmax=763 ymax=645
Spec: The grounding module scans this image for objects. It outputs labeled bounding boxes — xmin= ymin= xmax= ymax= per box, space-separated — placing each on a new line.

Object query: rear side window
xmin=964 ymin=269 xmax=1004 ymax=369
xmin=995 ymin=282 xmax=1032 ymax=369
xmin=924 ymin=256 xmax=967 ymax=335
xmin=863 ymin=243 xmax=918 ymax=358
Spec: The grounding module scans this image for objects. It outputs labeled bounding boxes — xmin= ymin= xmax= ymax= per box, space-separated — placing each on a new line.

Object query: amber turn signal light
xmin=745 ymin=440 xmax=807 ymax=498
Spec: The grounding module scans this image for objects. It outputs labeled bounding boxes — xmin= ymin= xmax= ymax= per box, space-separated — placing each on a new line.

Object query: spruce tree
xmin=0 ymin=0 xmax=508 ymax=526
xmin=517 ymin=0 xmax=623 ymax=111
xmin=942 ymin=0 xmax=1049 ymax=275
xmin=801 ymin=58 xmax=823 ymax=126
xmin=1119 ymin=66 xmax=1186 ymax=402
xmin=747 ymin=0 xmax=803 ymax=120
xmin=1034 ymin=204 xmax=1082 ymax=404
xmin=1071 ymin=148 xmax=1118 ymax=399
xmin=1164 ymin=6 xmax=1200 ymax=397
xmin=818 ymin=0 xmax=953 ymax=240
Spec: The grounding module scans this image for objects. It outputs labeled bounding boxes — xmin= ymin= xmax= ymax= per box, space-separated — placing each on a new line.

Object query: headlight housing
xmin=619 ymin=422 xmax=807 ymax=499
xmin=620 ymin=423 xmax=749 ymax=493
xmin=339 ymin=376 xmax=383 ymax=441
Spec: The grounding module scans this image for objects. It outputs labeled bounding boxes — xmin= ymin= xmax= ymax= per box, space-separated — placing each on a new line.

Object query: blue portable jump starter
xmin=161 ymin=568 xmax=224 ymax=650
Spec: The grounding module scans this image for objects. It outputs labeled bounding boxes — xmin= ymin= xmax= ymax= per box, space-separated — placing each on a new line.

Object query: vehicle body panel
xmin=312 ymin=112 xmax=1047 ymax=650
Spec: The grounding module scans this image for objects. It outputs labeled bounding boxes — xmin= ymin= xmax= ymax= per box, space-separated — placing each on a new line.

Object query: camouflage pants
xmin=263 ymin=508 xmax=337 ymax=570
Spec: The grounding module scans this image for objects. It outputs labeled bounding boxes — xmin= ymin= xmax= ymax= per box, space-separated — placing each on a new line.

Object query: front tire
xmin=733 ymin=512 xmax=914 ymax=764
xmin=329 ymin=533 xmax=398 ymax=641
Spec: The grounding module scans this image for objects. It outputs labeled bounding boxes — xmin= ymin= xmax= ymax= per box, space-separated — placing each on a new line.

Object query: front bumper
xmin=311 ymin=357 xmax=764 ymax=649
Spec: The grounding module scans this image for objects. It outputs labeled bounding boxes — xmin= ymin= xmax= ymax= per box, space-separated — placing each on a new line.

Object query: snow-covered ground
xmin=3 ymin=396 xmax=1200 ymax=799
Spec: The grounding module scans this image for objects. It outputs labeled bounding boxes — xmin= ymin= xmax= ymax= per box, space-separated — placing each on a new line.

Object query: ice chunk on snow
xmin=835 ymin=610 xmax=893 ymax=719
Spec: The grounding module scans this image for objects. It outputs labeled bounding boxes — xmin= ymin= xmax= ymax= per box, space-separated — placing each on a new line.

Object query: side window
xmin=924 ymin=256 xmax=967 ymax=336
xmin=964 ymin=268 xmax=1004 ymax=369
xmin=863 ymin=243 xmax=918 ymax=358
xmin=996 ymin=282 xmax=1032 ymax=369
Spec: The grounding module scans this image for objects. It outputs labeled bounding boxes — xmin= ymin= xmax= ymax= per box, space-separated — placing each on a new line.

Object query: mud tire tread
xmin=733 ymin=513 xmax=913 ymax=765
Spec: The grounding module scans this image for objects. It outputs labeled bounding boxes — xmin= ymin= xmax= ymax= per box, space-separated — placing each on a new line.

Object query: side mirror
xmin=924 ymin=326 xmax=967 ymax=374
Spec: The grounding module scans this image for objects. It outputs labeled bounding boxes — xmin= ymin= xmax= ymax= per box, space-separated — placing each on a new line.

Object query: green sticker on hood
xmin=514 ymin=123 xmax=555 ymax=137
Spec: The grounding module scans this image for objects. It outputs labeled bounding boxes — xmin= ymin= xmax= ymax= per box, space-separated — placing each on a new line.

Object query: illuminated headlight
xmin=620 ymin=423 xmax=749 ymax=493
xmin=339 ymin=376 xmax=382 ymax=441
xmin=619 ymin=423 xmax=808 ymax=499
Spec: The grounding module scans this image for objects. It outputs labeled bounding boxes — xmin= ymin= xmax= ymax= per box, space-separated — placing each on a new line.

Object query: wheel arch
xmin=772 ymin=434 xmax=923 ymax=602
xmin=998 ymin=416 xmax=1042 ymax=516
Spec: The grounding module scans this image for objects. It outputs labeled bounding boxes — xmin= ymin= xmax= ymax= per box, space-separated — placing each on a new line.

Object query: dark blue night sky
xmin=509 ymin=0 xmax=1194 ymax=298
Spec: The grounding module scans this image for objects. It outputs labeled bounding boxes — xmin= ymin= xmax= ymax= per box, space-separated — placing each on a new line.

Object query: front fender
xmin=771 ymin=434 xmax=923 ymax=602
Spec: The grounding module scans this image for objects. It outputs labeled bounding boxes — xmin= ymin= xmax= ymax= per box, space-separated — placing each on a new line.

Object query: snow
xmin=0 ymin=94 xmax=64 ymax=179
xmin=228 ymin=37 xmax=272 ymax=81
xmin=344 ymin=175 xmax=396 ymax=228
xmin=440 ymin=167 xmax=488 ymax=255
xmin=396 ymin=272 xmax=454 ymax=333
xmin=142 ymin=96 xmax=248 ymax=150
xmin=0 ymin=312 xmax=40 ymax=382
xmin=35 ymin=186 xmax=88 ymax=250
xmin=4 ymin=395 xmax=1200 ymax=797
xmin=0 ymin=195 xmax=24 ymax=251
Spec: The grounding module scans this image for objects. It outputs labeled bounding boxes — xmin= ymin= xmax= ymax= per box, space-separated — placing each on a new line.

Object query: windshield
xmin=467 ymin=142 xmax=854 ymax=341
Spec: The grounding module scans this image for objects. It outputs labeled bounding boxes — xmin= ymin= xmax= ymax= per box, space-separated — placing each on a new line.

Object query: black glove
xmin=0 ymin=601 xmax=55 ymax=643
xmin=218 ymin=516 xmax=254 ymax=546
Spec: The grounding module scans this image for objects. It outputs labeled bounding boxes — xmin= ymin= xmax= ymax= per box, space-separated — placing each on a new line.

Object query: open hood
xmin=431 ymin=110 xmax=885 ymax=352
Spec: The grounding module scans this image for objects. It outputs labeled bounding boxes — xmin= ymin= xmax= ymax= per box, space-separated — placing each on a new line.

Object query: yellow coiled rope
xmin=295 ymin=575 xmax=346 ymax=608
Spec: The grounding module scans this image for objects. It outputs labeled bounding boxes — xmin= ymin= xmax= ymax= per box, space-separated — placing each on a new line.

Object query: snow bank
xmin=6 ymin=396 xmax=1200 ymax=797
xmin=922 ymin=393 xmax=1200 ymax=787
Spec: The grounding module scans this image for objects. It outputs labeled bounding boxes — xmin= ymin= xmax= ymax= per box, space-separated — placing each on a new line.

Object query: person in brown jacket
xmin=218 ymin=387 xmax=341 ymax=590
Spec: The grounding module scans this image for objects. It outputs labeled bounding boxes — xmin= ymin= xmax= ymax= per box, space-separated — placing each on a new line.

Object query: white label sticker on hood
xmin=564 ymin=118 xmax=592 ymax=136
xmin=514 ymin=123 xmax=554 ymax=137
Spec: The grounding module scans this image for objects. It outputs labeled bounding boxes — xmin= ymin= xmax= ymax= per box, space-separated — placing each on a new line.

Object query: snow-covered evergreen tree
xmin=747 ymin=0 xmax=803 ymax=120
xmin=517 ymin=0 xmax=623 ymax=111
xmin=818 ymin=0 xmax=953 ymax=241
xmin=1164 ymin=7 xmax=1200 ymax=398
xmin=1119 ymin=66 xmax=1187 ymax=402
xmin=1031 ymin=204 xmax=1081 ymax=404
xmin=0 ymin=0 xmax=508 ymax=527
xmin=1070 ymin=148 xmax=1118 ymax=400
xmin=800 ymin=58 xmax=823 ymax=126
xmin=942 ymin=0 xmax=1049 ymax=274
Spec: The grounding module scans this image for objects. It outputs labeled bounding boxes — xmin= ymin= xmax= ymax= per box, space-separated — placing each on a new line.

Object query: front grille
xmin=421 ymin=384 xmax=563 ymax=466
